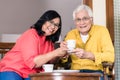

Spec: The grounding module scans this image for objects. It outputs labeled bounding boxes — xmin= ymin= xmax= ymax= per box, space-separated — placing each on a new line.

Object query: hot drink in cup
xmin=66 ymin=40 xmax=76 ymax=53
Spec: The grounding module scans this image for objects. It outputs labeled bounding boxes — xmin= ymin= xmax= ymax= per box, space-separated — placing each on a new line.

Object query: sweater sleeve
xmin=18 ymin=29 xmax=40 ymax=69
xmin=94 ymin=27 xmax=114 ymax=65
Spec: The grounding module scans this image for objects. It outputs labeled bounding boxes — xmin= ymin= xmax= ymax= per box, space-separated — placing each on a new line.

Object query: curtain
xmin=114 ymin=0 xmax=120 ymax=79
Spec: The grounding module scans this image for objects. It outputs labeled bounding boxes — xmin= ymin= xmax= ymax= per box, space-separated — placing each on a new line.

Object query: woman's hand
xmin=53 ymin=41 xmax=68 ymax=57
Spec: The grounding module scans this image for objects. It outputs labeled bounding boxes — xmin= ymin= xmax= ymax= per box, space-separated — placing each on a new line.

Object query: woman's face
xmin=74 ymin=10 xmax=93 ymax=35
xmin=42 ymin=18 xmax=60 ymax=36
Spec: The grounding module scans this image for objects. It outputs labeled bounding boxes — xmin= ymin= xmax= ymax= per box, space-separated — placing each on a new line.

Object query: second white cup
xmin=42 ymin=64 xmax=54 ymax=72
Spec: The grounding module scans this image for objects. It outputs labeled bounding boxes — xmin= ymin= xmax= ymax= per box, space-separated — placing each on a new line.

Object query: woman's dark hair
xmin=32 ymin=10 xmax=62 ymax=43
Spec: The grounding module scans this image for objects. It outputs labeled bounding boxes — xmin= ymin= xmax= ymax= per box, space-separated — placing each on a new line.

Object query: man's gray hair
xmin=73 ymin=4 xmax=93 ymax=20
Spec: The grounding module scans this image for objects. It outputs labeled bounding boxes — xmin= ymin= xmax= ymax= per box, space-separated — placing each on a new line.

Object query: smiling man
xmin=62 ymin=4 xmax=114 ymax=80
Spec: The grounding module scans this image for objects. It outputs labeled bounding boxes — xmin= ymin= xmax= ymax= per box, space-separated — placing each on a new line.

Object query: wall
xmin=93 ymin=0 xmax=106 ymax=27
xmin=0 ymin=0 xmax=106 ymax=41
xmin=0 ymin=0 xmax=82 ymax=41
xmin=0 ymin=0 xmax=43 ymax=34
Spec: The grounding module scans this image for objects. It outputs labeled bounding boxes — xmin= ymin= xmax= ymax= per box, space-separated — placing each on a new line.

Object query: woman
xmin=0 ymin=10 xmax=68 ymax=80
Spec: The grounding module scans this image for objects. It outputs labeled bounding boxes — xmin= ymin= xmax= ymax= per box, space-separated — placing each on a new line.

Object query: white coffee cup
xmin=66 ymin=39 xmax=76 ymax=53
xmin=42 ymin=64 xmax=54 ymax=72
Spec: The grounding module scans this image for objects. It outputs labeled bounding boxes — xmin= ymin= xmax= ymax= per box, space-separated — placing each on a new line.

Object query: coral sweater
xmin=0 ymin=29 xmax=54 ymax=78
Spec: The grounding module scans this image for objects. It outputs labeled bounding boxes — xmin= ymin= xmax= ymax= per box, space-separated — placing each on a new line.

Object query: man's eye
xmin=83 ymin=17 xmax=88 ymax=20
xmin=76 ymin=19 xmax=81 ymax=21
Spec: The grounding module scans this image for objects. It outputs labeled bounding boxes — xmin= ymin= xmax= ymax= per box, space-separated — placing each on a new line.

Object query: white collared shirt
xmin=80 ymin=34 xmax=89 ymax=43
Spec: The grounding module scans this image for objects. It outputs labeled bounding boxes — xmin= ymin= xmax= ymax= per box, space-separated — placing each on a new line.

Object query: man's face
xmin=74 ymin=10 xmax=93 ymax=35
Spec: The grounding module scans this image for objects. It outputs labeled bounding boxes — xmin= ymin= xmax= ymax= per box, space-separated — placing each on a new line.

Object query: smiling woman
xmin=0 ymin=10 xmax=68 ymax=80
xmin=42 ymin=18 xmax=60 ymax=36
xmin=48 ymin=21 xmax=60 ymax=29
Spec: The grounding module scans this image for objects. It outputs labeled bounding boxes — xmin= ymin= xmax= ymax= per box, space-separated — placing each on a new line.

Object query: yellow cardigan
xmin=64 ymin=25 xmax=114 ymax=71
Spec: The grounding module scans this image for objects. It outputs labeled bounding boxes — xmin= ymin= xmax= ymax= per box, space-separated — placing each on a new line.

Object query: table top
xmin=29 ymin=72 xmax=102 ymax=80
xmin=29 ymin=72 xmax=102 ymax=77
